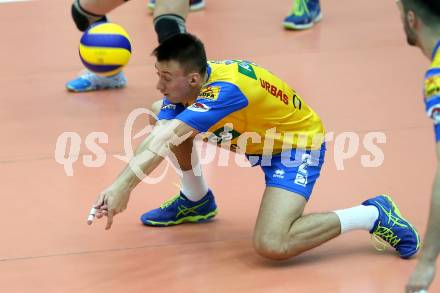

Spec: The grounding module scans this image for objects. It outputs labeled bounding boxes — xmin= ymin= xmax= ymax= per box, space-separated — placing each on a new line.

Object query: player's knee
xmin=253 ymin=233 xmax=291 ymax=260
xmin=253 ymin=232 xmax=306 ymax=260
xmin=71 ymin=0 xmax=107 ymax=32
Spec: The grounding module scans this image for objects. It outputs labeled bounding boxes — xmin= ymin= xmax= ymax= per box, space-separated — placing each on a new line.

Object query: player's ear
xmin=188 ymin=72 xmax=202 ymax=87
xmin=406 ymin=10 xmax=418 ymax=30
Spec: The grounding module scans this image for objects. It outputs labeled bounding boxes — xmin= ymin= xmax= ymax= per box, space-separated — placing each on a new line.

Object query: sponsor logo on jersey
xmin=188 ymin=102 xmax=210 ymax=112
xmin=425 ymin=75 xmax=440 ymax=98
xmin=198 ymin=86 xmax=221 ymax=101
xmin=208 ymin=125 xmax=241 ymax=144
xmin=161 ymin=104 xmax=176 ymax=110
xmin=260 ymin=79 xmax=290 ymax=106
xmin=238 ymin=61 xmax=257 ymax=80
xmin=219 ymin=130 xmax=233 ymax=141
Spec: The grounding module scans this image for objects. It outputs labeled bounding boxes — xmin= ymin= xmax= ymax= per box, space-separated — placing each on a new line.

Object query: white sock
xmin=334 ymin=205 xmax=379 ymax=234
xmin=181 ymin=165 xmax=209 ymax=202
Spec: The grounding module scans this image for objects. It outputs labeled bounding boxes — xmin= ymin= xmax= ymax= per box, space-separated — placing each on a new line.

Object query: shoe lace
xmin=160 ymin=182 xmax=182 ymax=209
xmin=371 ymin=222 xmax=401 ymax=251
xmin=290 ymin=0 xmax=310 ymax=16
xmin=160 ymin=194 xmax=181 ymax=209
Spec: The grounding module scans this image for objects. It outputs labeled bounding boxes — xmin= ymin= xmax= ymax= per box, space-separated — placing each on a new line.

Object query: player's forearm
xmin=111 ymin=120 xmax=195 ymax=192
xmin=117 ymin=152 xmax=164 ymax=191
xmin=419 ymin=166 xmax=440 ymax=263
xmin=112 ymin=130 xmax=171 ymax=192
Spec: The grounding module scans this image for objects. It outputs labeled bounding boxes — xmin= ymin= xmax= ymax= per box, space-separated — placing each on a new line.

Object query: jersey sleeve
xmin=424 ymin=69 xmax=440 ymax=141
xmin=157 ymin=97 xmax=186 ymax=121
xmin=174 ymin=82 xmax=249 ymax=133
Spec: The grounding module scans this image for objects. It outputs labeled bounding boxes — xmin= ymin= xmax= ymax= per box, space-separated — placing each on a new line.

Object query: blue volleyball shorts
xmin=247 ymin=144 xmax=326 ymax=200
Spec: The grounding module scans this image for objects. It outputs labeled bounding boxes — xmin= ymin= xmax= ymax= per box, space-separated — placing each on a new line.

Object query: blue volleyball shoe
xmin=140 ymin=190 xmax=218 ymax=226
xmin=283 ymin=0 xmax=322 ymax=30
xmin=362 ymin=195 xmax=420 ymax=259
xmin=148 ymin=0 xmax=205 ymax=12
xmin=66 ymin=70 xmax=127 ymax=92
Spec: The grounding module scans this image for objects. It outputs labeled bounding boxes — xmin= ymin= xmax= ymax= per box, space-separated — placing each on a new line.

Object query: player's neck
xmin=419 ymin=28 xmax=440 ymax=61
xmin=431 ymin=38 xmax=440 ymax=61
xmin=202 ymin=71 xmax=209 ymax=85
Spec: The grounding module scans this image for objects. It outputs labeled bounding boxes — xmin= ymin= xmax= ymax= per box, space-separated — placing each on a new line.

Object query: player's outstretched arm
xmin=88 ymin=119 xmax=198 ymax=230
xmin=405 ymin=143 xmax=440 ymax=293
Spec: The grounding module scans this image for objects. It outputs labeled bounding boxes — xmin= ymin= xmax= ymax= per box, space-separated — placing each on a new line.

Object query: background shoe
xmin=362 ymin=195 xmax=420 ymax=259
xmin=140 ymin=190 xmax=218 ymax=227
xmin=283 ymin=0 xmax=322 ymax=30
xmin=66 ymin=70 xmax=127 ymax=92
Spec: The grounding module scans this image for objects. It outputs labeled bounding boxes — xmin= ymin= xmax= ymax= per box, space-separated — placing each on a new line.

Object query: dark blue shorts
xmin=247 ymin=144 xmax=326 ymax=200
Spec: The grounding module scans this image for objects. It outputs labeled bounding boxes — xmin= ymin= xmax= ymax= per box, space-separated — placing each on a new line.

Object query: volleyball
xmin=79 ymin=22 xmax=132 ymax=76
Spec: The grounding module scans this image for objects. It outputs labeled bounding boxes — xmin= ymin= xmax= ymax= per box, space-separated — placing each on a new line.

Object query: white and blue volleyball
xmin=79 ymin=22 xmax=132 ymax=76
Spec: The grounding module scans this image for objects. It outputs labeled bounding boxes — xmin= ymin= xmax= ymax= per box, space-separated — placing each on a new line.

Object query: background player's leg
xmin=283 ymin=0 xmax=322 ymax=30
xmin=153 ymin=0 xmax=189 ymax=19
xmin=149 ymin=0 xmax=205 ymax=13
xmin=67 ymin=0 xmax=190 ymax=92
xmin=153 ymin=0 xmax=189 ymax=43
xmin=67 ymin=0 xmax=129 ymax=92
xmin=79 ymin=0 xmax=126 ymax=15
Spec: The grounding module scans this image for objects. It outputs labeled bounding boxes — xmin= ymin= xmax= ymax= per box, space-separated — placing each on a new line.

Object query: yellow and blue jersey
xmin=159 ymin=60 xmax=325 ymax=155
xmin=424 ymin=41 xmax=440 ymax=142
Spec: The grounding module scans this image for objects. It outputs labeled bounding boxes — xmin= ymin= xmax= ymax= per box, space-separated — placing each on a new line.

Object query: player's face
xmin=155 ymin=60 xmax=198 ymax=104
xmin=396 ymin=0 xmax=418 ymax=46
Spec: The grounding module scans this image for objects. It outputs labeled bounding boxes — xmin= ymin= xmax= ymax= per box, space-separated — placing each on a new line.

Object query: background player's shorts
xmin=247 ymin=144 xmax=326 ymax=200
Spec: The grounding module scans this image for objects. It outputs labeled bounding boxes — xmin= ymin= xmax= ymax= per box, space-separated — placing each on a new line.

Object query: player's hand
xmin=87 ymin=186 xmax=131 ymax=230
xmin=405 ymin=259 xmax=436 ymax=293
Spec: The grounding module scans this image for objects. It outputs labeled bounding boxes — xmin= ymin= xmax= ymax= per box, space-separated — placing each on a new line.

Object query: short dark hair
xmin=401 ymin=0 xmax=440 ymax=25
xmin=152 ymin=33 xmax=207 ymax=75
